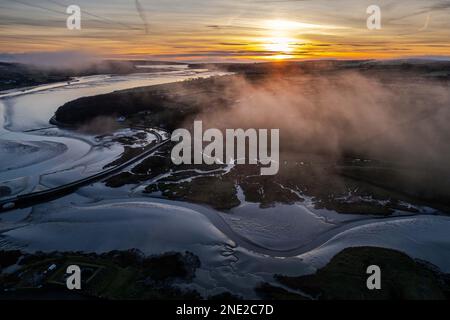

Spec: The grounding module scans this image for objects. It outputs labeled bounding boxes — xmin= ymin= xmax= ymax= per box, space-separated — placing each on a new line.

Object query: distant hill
xmin=0 ymin=60 xmax=191 ymax=92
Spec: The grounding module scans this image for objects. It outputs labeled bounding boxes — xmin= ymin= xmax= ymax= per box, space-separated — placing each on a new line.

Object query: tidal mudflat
xmin=2 ymin=61 xmax=450 ymax=299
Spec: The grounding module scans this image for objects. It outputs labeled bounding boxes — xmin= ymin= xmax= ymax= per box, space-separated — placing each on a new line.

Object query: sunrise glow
xmin=0 ymin=1 xmax=449 ymax=62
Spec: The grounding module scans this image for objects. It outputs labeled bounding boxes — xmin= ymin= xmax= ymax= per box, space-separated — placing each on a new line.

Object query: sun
xmin=261 ymin=19 xmax=303 ymax=57
xmin=264 ymin=37 xmax=296 ymax=53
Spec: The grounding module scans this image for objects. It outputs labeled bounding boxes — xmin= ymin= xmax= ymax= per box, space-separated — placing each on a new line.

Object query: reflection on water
xmin=0 ymin=68 xmax=229 ymax=195
xmin=1 ymin=69 xmax=228 ymax=131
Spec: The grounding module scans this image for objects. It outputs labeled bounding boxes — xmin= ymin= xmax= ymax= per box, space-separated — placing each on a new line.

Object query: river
xmin=0 ymin=67 xmax=228 ymax=196
xmin=1 ymin=67 xmax=450 ymax=298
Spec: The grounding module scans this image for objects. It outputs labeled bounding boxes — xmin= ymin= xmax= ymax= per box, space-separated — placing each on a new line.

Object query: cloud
xmin=0 ymin=50 xmax=99 ymax=69
xmin=192 ymin=68 xmax=450 ymax=172
xmin=135 ymin=0 xmax=150 ymax=34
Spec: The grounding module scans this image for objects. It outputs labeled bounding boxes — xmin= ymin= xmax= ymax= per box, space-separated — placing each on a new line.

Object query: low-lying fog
xmin=196 ymin=71 xmax=450 ymax=171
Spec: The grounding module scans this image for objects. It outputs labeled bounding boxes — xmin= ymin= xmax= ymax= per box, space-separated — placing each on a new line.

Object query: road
xmin=0 ymin=128 xmax=171 ymax=213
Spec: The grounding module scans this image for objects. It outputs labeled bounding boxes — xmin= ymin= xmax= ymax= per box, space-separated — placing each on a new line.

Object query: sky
xmin=0 ymin=0 xmax=450 ymax=62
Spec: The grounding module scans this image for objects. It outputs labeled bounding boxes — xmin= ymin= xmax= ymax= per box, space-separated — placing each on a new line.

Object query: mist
xmin=193 ymin=70 xmax=450 ymax=172
xmin=0 ymin=51 xmax=100 ymax=70
xmin=76 ymin=116 xmax=120 ymax=135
